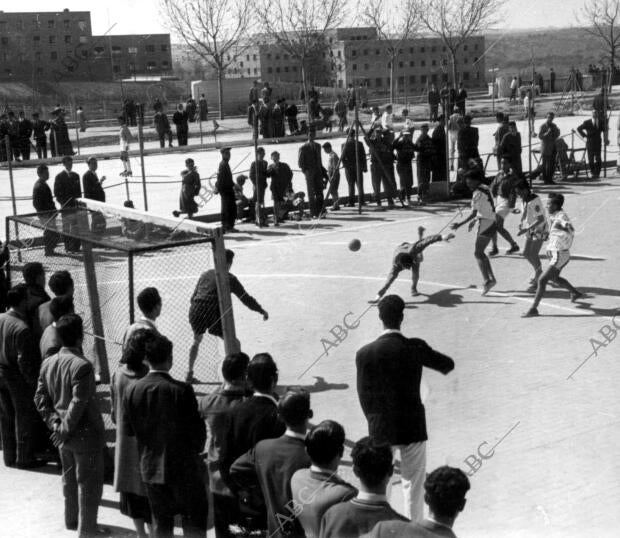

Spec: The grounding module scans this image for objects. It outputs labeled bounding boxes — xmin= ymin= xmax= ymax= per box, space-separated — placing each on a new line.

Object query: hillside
xmin=485 ymin=27 xmax=608 ymax=78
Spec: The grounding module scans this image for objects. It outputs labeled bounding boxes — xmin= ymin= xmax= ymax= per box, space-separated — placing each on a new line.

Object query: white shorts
xmin=547 ymin=250 xmax=570 ymax=271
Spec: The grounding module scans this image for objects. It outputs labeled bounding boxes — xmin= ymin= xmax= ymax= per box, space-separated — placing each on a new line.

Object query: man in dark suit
xmin=363 ymin=466 xmax=470 ymax=538
xmin=123 ymin=333 xmax=208 ymax=538
xmin=34 ymin=313 xmax=107 ymax=535
xmin=319 ymin=437 xmax=408 ymax=537
xmin=341 ymin=127 xmax=367 ymax=206
xmin=33 ymin=164 xmax=59 ymax=256
xmin=215 ymin=147 xmax=237 ymax=232
xmin=298 ymin=129 xmax=326 ymax=218
xmin=577 ymin=109 xmax=608 ymax=179
xmin=82 ymin=157 xmax=107 ymax=234
xmin=538 ymin=112 xmax=560 ymax=184
xmin=220 ymin=353 xmax=285 ymax=531
xmin=230 ymin=390 xmax=312 ymax=538
xmin=456 ymin=115 xmax=480 ymax=172
xmin=356 ymin=295 xmax=455 ymax=523
xmin=53 ymin=155 xmax=82 ymax=253
xmin=291 ymin=420 xmax=357 ymax=538
xmin=0 ymin=285 xmax=43 ymax=469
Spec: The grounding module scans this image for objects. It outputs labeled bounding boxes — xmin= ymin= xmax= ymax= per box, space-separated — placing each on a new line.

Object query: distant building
xmin=0 ymin=9 xmax=172 ymax=82
xmin=227 ymin=27 xmax=486 ymax=93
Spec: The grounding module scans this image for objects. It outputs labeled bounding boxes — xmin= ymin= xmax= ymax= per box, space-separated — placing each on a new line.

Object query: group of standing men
xmin=0 ymin=106 xmax=74 ymax=162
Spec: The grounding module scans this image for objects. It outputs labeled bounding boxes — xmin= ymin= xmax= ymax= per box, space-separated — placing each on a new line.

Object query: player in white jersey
xmin=515 ymin=180 xmax=548 ymax=292
xmin=522 ymin=193 xmax=583 ymax=317
xmin=118 ymin=116 xmax=133 ymax=177
xmin=451 ymin=171 xmax=498 ymax=295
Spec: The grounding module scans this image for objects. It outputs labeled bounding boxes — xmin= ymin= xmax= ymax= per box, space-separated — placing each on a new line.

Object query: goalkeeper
xmin=375 ymin=226 xmax=454 ymax=299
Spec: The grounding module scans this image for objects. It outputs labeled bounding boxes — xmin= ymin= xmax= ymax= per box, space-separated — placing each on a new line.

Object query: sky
xmin=11 ymin=0 xmax=588 ymax=36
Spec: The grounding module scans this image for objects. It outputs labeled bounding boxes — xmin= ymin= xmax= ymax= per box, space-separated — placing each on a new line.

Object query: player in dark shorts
xmin=375 ymin=226 xmax=455 ymax=300
xmin=186 ymin=249 xmax=268 ymax=383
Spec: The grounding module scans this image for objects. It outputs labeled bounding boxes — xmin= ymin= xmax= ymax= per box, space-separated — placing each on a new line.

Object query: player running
xmin=515 ymin=180 xmax=548 ymax=292
xmin=522 ymin=193 xmax=583 ymax=317
xmin=374 ymin=226 xmax=454 ymax=300
xmin=450 ymin=169 xmax=498 ymax=295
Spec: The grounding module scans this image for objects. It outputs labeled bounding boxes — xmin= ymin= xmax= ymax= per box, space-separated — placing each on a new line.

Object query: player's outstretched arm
xmin=451 ymin=210 xmax=477 ymax=230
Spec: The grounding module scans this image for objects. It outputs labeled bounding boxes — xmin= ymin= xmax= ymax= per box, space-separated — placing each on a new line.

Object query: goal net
xmin=5 ymin=199 xmax=237 ymax=389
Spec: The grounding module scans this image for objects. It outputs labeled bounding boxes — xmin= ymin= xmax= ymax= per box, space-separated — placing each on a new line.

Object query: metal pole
xmin=5 ymin=135 xmax=21 ymax=262
xmin=603 ymin=68 xmax=609 ymax=178
xmin=138 ymin=116 xmax=148 ymax=210
xmin=253 ymin=104 xmax=262 ymax=227
xmin=199 ymin=116 xmax=203 ymax=145
xmin=128 ymin=252 xmax=135 ymax=324
xmin=529 ymin=51 xmax=535 ymax=187
xmin=74 ymin=108 xmax=81 ymax=156
xmin=354 ymin=100 xmax=363 ymax=215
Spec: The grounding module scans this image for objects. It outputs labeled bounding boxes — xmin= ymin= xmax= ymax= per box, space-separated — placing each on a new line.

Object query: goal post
xmin=5 ymin=199 xmax=238 ymax=386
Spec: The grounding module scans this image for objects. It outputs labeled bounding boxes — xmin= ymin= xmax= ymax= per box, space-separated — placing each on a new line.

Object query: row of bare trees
xmin=163 ymin=0 xmax=586 ymax=119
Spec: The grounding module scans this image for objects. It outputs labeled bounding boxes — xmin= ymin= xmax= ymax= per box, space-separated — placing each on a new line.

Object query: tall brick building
xmin=227 ymin=27 xmax=486 ymax=94
xmin=0 ymin=9 xmax=172 ymax=81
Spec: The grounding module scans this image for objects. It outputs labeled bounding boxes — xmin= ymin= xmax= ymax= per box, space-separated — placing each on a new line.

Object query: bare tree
xmin=257 ymin=0 xmax=348 ymax=108
xmin=581 ymin=0 xmax=620 ymax=86
xmin=363 ymin=0 xmax=419 ymax=103
xmin=412 ymin=0 xmax=504 ymax=87
xmin=160 ymin=0 xmax=253 ymax=119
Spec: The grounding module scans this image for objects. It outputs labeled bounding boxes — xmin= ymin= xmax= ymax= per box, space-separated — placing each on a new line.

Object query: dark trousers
xmin=432 ymin=159 xmax=447 ymax=182
xmin=213 ymin=493 xmax=239 ymax=538
xmin=429 ymin=105 xmax=438 ymax=122
xmin=220 ymin=193 xmax=237 ymax=230
xmin=176 ymin=127 xmax=189 ymax=146
xmin=541 ymin=151 xmax=556 ymax=183
xmin=396 ymin=163 xmax=414 ymax=199
xmin=344 ymin=167 xmax=364 ymax=204
xmin=287 ymin=117 xmax=298 ymax=134
xmin=370 ymin=163 xmax=396 ymax=204
xmin=146 ymin=476 xmax=208 ymax=538
xmin=35 ymin=138 xmax=47 ymax=159
xmin=20 ymin=139 xmax=31 ymax=160
xmin=586 ymin=141 xmax=602 ymax=177
xmin=60 ymin=210 xmax=81 ymax=252
xmin=59 ymin=443 xmax=104 ymax=535
xmin=326 ymin=173 xmax=340 ymax=206
xmin=158 ymin=130 xmax=173 ymax=148
xmin=417 ymin=161 xmax=432 ymax=198
xmin=303 ymin=170 xmax=324 ymax=217
xmin=0 ymin=371 xmax=38 ymax=466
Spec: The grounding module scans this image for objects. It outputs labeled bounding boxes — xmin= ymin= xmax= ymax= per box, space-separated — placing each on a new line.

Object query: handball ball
xmin=349 ymin=238 xmax=362 ymax=252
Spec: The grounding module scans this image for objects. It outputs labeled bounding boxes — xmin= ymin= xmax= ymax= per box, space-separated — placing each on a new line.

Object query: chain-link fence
xmin=6 ymin=202 xmax=235 ymax=432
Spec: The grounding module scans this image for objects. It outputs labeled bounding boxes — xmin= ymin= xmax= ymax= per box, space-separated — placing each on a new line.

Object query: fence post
xmin=138 ymin=116 xmax=148 ymax=211
xmin=212 ymin=228 xmax=239 ymax=356
xmin=5 ymin=135 xmax=21 ymax=262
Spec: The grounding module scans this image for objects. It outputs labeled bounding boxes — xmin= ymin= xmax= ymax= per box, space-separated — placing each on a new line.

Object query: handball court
xmin=2 ymin=125 xmax=620 ymax=537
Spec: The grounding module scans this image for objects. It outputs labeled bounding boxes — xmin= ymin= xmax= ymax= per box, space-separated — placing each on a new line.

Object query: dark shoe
xmin=521 ymin=307 xmax=539 ymax=318
xmin=526 ymin=284 xmax=538 ymax=293
xmin=66 ymin=522 xmax=78 ymax=531
xmin=16 ymin=459 xmax=47 ymax=469
xmin=506 ymin=244 xmax=520 ymax=254
xmin=481 ymin=279 xmax=497 ymax=296
xmin=570 ymin=291 xmax=584 ymax=303
xmin=488 ymin=247 xmax=499 ymax=256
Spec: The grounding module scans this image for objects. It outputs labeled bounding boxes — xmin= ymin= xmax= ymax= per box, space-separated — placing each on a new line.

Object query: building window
xmin=375 ymin=49 xmax=380 ymax=55
xmin=81 ymin=50 xmax=88 ymax=58
xmin=421 ymin=60 xmax=425 ymax=66
xmin=284 ymin=66 xmax=289 ymax=72
xmin=160 ymin=44 xmax=168 ymax=52
xmin=268 ymin=67 xmax=273 ymax=73
xmin=276 ymin=66 xmax=280 ymax=73
xmin=463 ymin=72 xmax=470 ymax=81
xmin=409 ymin=75 xmax=416 ymax=84
xmin=352 ymin=64 xmax=357 ymax=71
xmin=128 ymin=46 xmax=138 ymax=54
xmin=443 ymin=46 xmax=447 ymax=52
xmin=254 ymin=68 xmax=258 ymax=74
xmin=292 ymin=66 xmax=297 ymax=72
xmin=49 ymin=36 xmax=56 ymax=44
xmin=409 ymin=47 xmax=414 ymax=53
xmin=112 ymin=46 xmax=122 ymax=55
xmin=78 ymin=20 xmax=86 ymax=31
xmin=364 ymin=63 xmax=369 ymax=70
xmin=421 ymin=75 xmax=427 ymax=83
xmin=431 ymin=46 xmax=436 ymax=52
xmin=113 ymin=65 xmax=121 ymax=73
xmin=147 ymin=61 xmax=156 ymax=69
xmin=0 ymin=37 xmax=8 ymax=45
xmin=464 ymin=57 xmax=468 ymax=64
xmin=65 ymin=35 xmax=72 ymax=44
xmin=398 ymin=76 xmax=405 ymax=87
xmin=376 ymin=77 xmax=382 ymax=87
xmin=476 ymin=71 xmax=480 ymax=79
xmin=146 ymin=44 xmax=155 ymax=53
xmin=16 ymin=20 xmax=23 ymax=30
xmin=337 ymin=50 xmax=341 ymax=58
xmin=432 ymin=59 xmax=436 ymax=66
xmin=35 ymin=51 xmax=42 ymax=61
xmin=464 ymin=45 xmax=468 ymax=51
xmin=399 ymin=61 xmax=403 ymax=68
xmin=420 ymin=47 xmax=425 ymax=53
xmin=253 ymin=54 xmax=257 ymax=60
xmin=474 ymin=56 xmax=478 ymax=63
xmin=363 ymin=49 xmax=368 ymax=55
xmin=162 ymin=61 xmax=169 ymax=67
xmin=48 ymin=20 xmax=55 ymax=29
xmin=239 ymin=61 xmax=244 ymax=67
xmin=431 ymin=74 xmax=437 ymax=82
xmin=51 ymin=51 xmax=58 ymax=60
xmin=409 ymin=60 xmax=414 ymax=67
xmin=37 ymin=67 xmax=43 ymax=76
xmin=267 ymin=53 xmax=271 ymax=59
xmin=0 ymin=21 xmax=6 ymax=31
xmin=79 ymin=35 xmax=87 ymax=44
xmin=64 ymin=19 xmax=70 ymax=29
xmin=352 ymin=49 xmax=356 ymax=57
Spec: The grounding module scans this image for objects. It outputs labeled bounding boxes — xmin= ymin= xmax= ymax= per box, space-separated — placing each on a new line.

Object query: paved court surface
xmin=2 ymin=141 xmax=620 ymax=535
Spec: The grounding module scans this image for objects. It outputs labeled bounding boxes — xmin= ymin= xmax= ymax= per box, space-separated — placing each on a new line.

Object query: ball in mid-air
xmin=349 ymin=238 xmax=362 ymax=252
